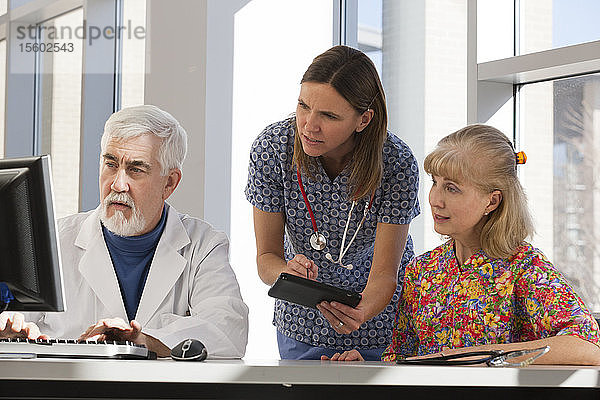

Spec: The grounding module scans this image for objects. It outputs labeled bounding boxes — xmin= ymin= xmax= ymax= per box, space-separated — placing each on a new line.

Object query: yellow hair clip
xmin=515 ymin=151 xmax=527 ymax=165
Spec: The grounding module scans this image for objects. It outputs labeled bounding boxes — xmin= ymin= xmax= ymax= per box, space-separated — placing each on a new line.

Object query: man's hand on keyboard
xmin=78 ymin=317 xmax=142 ymax=343
xmin=78 ymin=317 xmax=171 ymax=357
xmin=0 ymin=312 xmax=47 ymax=340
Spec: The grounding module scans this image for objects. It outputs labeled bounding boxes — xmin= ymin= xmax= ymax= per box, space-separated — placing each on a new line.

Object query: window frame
xmin=471 ymin=0 xmax=600 ymax=124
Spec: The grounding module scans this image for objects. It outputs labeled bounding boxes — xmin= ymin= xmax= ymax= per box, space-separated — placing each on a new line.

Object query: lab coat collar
xmin=74 ymin=204 xmax=190 ymax=325
xmin=74 ymin=206 xmax=126 ymax=319
xmin=135 ymin=204 xmax=189 ymax=326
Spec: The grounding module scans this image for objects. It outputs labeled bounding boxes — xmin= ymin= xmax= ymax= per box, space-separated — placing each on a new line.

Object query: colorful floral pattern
xmin=381 ymin=241 xmax=600 ymax=361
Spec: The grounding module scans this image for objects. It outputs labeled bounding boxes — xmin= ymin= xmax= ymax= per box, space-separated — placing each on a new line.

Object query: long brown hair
xmin=292 ymin=45 xmax=387 ymax=201
xmin=424 ymin=124 xmax=534 ymax=259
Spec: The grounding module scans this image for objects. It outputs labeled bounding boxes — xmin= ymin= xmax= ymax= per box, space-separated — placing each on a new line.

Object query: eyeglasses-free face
xmin=296 ymin=82 xmax=371 ymax=162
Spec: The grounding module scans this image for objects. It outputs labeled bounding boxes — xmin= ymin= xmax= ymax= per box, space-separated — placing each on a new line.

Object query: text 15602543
xmin=19 ymin=42 xmax=75 ymax=53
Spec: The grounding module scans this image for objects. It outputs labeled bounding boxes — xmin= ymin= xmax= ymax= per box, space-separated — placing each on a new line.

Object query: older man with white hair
xmin=0 ymin=105 xmax=249 ymax=358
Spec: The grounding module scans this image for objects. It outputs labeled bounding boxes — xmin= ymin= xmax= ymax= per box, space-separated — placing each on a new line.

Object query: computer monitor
xmin=0 ymin=155 xmax=65 ymax=312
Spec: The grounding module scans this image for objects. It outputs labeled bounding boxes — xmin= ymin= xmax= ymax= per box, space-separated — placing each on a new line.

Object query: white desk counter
xmin=1 ymin=358 xmax=599 ymax=399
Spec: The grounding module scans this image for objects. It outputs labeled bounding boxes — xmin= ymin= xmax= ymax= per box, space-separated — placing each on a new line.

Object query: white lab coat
xmin=31 ymin=204 xmax=249 ymax=358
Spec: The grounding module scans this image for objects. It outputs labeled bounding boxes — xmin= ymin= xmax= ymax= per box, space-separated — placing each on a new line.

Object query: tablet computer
xmin=268 ymin=273 xmax=362 ymax=309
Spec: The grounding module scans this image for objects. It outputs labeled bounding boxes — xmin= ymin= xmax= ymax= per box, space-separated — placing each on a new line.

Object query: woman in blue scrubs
xmin=245 ymin=45 xmax=420 ymax=360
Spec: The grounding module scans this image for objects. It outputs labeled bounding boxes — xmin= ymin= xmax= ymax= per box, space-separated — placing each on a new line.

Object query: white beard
xmin=100 ymin=192 xmax=146 ymax=236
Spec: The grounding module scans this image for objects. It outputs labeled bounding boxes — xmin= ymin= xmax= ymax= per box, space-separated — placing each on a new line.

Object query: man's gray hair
xmin=101 ymin=105 xmax=188 ymax=175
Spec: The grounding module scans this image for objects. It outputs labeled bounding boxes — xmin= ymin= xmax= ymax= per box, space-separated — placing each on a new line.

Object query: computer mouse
xmin=170 ymin=339 xmax=208 ymax=361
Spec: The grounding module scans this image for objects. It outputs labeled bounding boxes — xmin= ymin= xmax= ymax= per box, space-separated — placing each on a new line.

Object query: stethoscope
xmin=296 ymin=168 xmax=374 ymax=270
xmin=395 ymin=346 xmax=550 ymax=367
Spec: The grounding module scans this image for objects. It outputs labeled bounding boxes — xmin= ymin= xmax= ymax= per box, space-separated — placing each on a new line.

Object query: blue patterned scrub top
xmin=245 ymin=117 xmax=420 ymax=350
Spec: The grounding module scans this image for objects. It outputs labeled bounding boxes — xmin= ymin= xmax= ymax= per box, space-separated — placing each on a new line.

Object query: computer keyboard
xmin=0 ymin=337 xmax=155 ymax=359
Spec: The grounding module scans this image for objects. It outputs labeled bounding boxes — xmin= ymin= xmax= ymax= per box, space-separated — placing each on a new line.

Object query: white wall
xmin=230 ymin=0 xmax=334 ymax=361
xmin=144 ymin=0 xmax=207 ymax=220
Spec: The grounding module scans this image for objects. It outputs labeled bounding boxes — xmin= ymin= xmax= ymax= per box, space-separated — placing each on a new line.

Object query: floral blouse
xmin=381 ymin=241 xmax=600 ymax=361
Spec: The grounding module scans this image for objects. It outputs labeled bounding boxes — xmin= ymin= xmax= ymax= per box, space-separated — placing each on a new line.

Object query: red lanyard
xmin=296 ymin=167 xmax=375 ymax=237
xmin=296 ymin=168 xmax=319 ymax=235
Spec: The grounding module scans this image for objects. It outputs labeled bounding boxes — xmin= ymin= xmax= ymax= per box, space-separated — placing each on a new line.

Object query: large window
xmin=37 ymin=9 xmax=84 ymax=218
xmin=478 ymin=1 xmax=600 ymax=310
xmin=357 ymin=0 xmax=382 ymax=73
xmin=477 ymin=0 xmax=514 ymax=63
xmin=4 ymin=0 xmax=137 ymax=214
xmin=351 ymin=1 xmax=600 ymax=311
xmin=518 ymin=75 xmax=600 ymax=310
xmin=520 ymin=0 xmax=600 ymax=54
xmin=551 ymin=75 xmax=600 ymax=307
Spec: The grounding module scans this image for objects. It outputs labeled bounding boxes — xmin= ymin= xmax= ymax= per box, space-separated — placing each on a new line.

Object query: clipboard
xmin=268 ymin=273 xmax=362 ymax=309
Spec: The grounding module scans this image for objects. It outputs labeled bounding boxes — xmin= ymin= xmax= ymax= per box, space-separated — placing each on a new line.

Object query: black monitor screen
xmin=0 ymin=155 xmax=65 ymax=312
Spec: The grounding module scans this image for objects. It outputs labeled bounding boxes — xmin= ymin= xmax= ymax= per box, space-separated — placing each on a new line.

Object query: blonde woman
xmin=325 ymin=124 xmax=600 ymax=365
xmin=246 ymin=46 xmax=420 ymax=360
